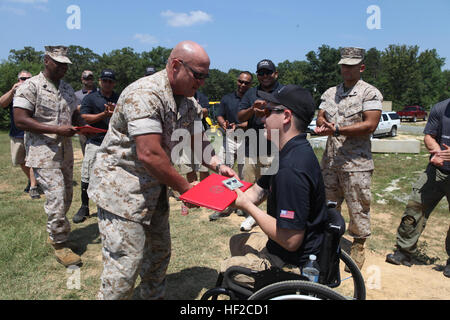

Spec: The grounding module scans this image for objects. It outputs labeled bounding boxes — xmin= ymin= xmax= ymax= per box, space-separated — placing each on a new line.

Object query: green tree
xmin=304 ymin=45 xmax=341 ymax=105
xmin=417 ymin=49 xmax=446 ymax=109
xmin=363 ymin=47 xmax=382 ymax=88
xmin=379 ymin=45 xmax=423 ymax=110
xmin=200 ymin=69 xmax=234 ymax=101
xmin=277 ymin=60 xmax=309 ymax=86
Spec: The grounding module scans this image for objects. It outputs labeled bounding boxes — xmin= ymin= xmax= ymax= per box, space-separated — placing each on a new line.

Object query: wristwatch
xmin=215 ymin=163 xmax=223 ymax=172
xmin=333 ymin=125 xmax=340 ymax=137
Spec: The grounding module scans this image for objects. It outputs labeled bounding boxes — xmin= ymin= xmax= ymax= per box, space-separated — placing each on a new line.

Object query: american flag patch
xmin=280 ymin=210 xmax=295 ymax=220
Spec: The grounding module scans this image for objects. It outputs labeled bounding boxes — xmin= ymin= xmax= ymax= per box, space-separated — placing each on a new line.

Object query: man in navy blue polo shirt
xmin=208 ymin=71 xmax=252 ymax=221
xmin=237 ymin=59 xmax=283 ymax=231
xmin=72 ymin=69 xmax=119 ymax=223
xmin=221 ymin=85 xmax=328 ymax=280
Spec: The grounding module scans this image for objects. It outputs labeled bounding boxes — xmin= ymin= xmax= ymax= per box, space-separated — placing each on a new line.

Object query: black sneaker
xmin=386 ymin=250 xmax=412 ymax=267
xmin=73 ymin=206 xmax=90 ymax=224
xmin=29 ymin=187 xmax=41 ymax=200
xmin=24 ymin=181 xmax=31 ymax=193
xmin=444 ymin=259 xmax=450 ymax=278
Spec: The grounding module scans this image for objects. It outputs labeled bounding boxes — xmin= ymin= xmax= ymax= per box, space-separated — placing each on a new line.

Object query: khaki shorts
xmin=10 ymin=137 xmax=26 ymax=166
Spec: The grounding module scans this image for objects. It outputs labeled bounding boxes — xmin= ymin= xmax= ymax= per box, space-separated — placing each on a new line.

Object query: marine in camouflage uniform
xmin=88 ymin=41 xmax=237 ymax=300
xmin=13 ymin=46 xmax=84 ymax=267
xmin=316 ymin=47 xmax=383 ymax=269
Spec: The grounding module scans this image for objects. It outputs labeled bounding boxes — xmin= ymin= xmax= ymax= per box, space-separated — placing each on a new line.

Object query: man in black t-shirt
xmin=220 ymin=85 xmax=328 ymax=282
xmin=386 ymin=99 xmax=450 ymax=278
xmin=237 ymin=59 xmax=283 ymax=231
xmin=73 ymin=69 xmax=119 ymax=223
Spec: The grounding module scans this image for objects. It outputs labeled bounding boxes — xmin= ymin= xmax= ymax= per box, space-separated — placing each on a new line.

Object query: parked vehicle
xmin=397 ymin=106 xmax=427 ymax=122
xmin=307 ymin=118 xmax=317 ymax=135
xmin=373 ymin=112 xmax=401 ymax=137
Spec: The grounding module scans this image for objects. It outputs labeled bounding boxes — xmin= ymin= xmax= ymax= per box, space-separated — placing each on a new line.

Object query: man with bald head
xmin=88 ymin=41 xmax=237 ymax=300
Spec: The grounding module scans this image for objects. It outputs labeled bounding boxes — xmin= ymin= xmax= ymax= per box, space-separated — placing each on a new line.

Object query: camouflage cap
xmin=338 ymin=47 xmax=365 ymax=66
xmin=81 ymin=70 xmax=94 ymax=79
xmin=45 ymin=46 xmax=72 ymax=64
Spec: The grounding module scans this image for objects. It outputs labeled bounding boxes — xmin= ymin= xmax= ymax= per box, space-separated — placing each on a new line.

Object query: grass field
xmin=0 ymin=130 xmax=447 ymax=300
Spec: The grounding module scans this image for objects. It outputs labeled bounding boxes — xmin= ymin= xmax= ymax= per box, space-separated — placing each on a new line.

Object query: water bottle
xmin=302 ymin=255 xmax=320 ymax=283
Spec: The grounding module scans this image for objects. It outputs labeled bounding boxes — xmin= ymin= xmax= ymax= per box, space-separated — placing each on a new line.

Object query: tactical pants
xmin=97 ymin=196 xmax=171 ymax=300
xmin=34 ymin=165 xmax=73 ymax=244
xmin=395 ymin=164 xmax=450 ymax=257
xmin=322 ymin=169 xmax=373 ymax=239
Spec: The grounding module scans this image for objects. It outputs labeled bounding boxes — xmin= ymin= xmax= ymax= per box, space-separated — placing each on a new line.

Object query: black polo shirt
xmin=238 ymin=82 xmax=283 ymax=157
xmin=257 ymin=134 xmax=328 ymax=267
xmin=216 ymin=91 xmax=242 ymax=125
xmin=424 ymin=98 xmax=450 ymax=173
xmin=80 ymin=90 xmax=119 ymax=146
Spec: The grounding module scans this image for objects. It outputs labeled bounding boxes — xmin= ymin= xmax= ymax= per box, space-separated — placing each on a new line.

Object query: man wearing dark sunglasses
xmin=87 ymin=41 xmax=237 ymax=300
xmin=237 ymin=59 xmax=283 ymax=231
xmin=209 ymin=71 xmax=253 ymax=221
xmin=73 ymin=69 xmax=119 ymax=224
xmin=221 ymin=85 xmax=328 ymax=284
xmin=0 ymin=70 xmax=41 ymax=199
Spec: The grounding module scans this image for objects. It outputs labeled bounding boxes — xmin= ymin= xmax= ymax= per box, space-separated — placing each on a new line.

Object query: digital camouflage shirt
xmin=13 ymin=72 xmax=81 ymax=169
xmin=319 ymin=80 xmax=383 ymax=172
xmin=88 ymin=69 xmax=203 ymax=224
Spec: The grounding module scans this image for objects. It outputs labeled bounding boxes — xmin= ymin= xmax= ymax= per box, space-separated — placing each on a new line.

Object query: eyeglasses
xmin=19 ymin=77 xmax=31 ymax=81
xmin=257 ymin=70 xmax=274 ymax=77
xmin=264 ymin=105 xmax=286 ymax=117
xmin=101 ymin=79 xmax=115 ymax=83
xmin=178 ymin=59 xmax=209 ymax=80
xmin=238 ymin=80 xmax=252 ymax=85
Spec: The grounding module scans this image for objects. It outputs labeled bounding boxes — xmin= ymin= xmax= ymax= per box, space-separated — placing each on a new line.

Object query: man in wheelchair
xmin=220 ymin=85 xmax=330 ymax=288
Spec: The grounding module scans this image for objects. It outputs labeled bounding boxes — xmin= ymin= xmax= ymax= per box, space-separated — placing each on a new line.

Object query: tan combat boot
xmin=345 ymin=238 xmax=366 ymax=272
xmin=48 ymin=237 xmax=82 ymax=267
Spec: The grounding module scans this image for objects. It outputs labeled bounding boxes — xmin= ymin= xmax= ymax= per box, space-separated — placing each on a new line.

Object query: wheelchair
xmin=201 ymin=206 xmax=366 ymax=301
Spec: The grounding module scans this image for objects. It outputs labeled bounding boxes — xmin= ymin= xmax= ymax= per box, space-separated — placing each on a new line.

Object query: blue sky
xmin=1 ymin=0 xmax=449 ymax=72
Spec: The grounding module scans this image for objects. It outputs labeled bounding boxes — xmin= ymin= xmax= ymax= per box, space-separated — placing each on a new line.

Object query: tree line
xmin=1 ymin=44 xmax=449 ymax=130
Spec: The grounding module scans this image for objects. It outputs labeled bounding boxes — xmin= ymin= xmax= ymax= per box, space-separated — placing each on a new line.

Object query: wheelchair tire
xmin=248 ymin=280 xmax=347 ymax=300
xmin=339 ymin=250 xmax=366 ymax=300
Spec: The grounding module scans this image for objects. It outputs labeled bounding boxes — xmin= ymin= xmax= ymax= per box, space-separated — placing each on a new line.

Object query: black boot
xmin=73 ymin=182 xmax=90 ymax=224
xmin=444 ymin=259 xmax=450 ymax=278
xmin=386 ymin=249 xmax=412 ymax=267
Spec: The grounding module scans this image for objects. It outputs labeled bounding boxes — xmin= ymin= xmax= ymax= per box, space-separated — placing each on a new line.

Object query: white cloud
xmin=0 ymin=5 xmax=25 ymax=15
xmin=133 ymin=33 xmax=159 ymax=45
xmin=161 ymin=10 xmax=212 ymax=27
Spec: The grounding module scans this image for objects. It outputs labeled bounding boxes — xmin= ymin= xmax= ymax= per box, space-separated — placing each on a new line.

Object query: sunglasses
xmin=264 ymin=105 xmax=286 ymax=117
xmin=178 ymin=59 xmax=209 ymax=80
xmin=238 ymin=80 xmax=252 ymax=85
xmin=19 ymin=77 xmax=31 ymax=81
xmin=257 ymin=70 xmax=274 ymax=77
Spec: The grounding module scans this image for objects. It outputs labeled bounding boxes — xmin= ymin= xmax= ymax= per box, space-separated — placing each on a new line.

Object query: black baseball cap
xmin=256 ymin=59 xmax=276 ymax=72
xmin=257 ymin=85 xmax=315 ymax=124
xmin=100 ymin=69 xmax=116 ymax=81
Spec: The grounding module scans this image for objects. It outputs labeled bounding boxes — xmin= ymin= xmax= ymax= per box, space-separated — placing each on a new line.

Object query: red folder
xmin=179 ymin=174 xmax=253 ymax=212
xmin=75 ymin=125 xmax=107 ymax=134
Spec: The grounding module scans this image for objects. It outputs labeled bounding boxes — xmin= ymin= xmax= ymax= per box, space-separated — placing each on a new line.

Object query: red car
xmin=397 ymin=106 xmax=427 ymax=122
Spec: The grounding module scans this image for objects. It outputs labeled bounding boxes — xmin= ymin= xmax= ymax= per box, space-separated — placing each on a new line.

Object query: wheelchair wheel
xmin=248 ymin=280 xmax=347 ymax=300
xmin=335 ymin=250 xmax=366 ymax=300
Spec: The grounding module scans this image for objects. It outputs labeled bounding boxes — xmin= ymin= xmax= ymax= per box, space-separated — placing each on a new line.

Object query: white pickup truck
xmin=373 ymin=112 xmax=401 ymax=137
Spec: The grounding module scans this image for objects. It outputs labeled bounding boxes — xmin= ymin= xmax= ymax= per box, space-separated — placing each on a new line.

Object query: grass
xmin=0 ymin=130 xmax=448 ymax=300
